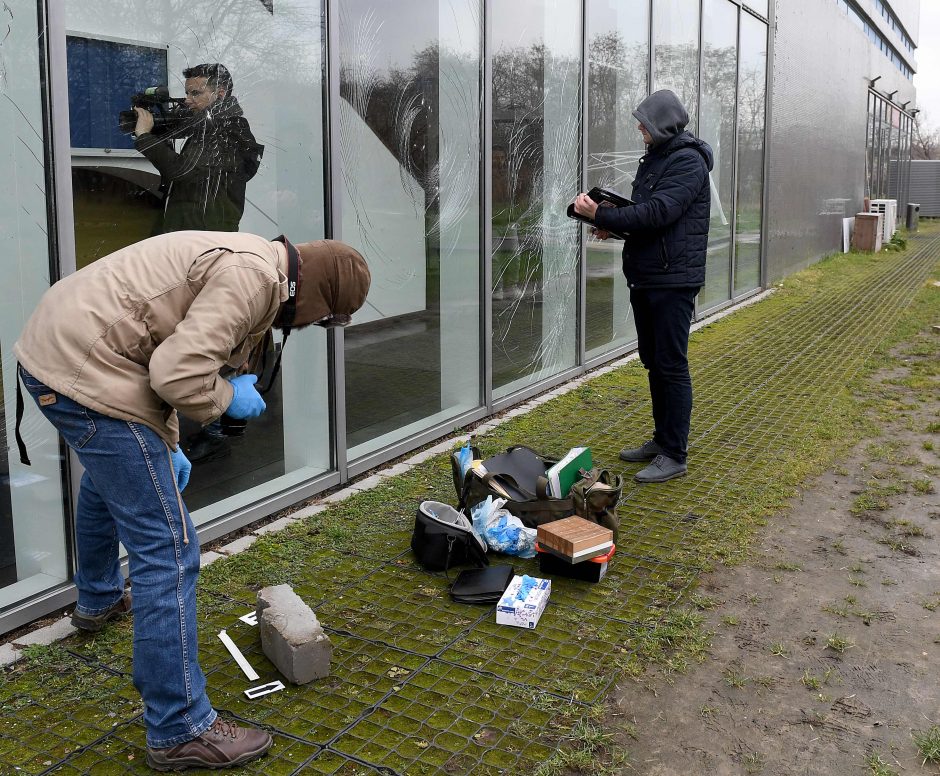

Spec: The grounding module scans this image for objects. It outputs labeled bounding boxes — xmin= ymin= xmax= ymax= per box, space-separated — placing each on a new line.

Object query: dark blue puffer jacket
xmin=594 ymin=105 xmax=714 ymax=289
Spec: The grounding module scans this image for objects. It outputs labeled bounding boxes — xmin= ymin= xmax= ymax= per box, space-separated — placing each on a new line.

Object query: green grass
xmin=4 ymin=217 xmax=939 ymax=774
xmin=913 ymin=726 xmax=940 ymax=765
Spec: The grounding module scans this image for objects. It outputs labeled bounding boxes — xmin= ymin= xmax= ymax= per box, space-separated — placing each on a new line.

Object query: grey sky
xmin=913 ymin=2 xmax=940 ymax=130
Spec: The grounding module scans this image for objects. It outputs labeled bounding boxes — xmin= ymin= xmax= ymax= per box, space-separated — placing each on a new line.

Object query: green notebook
xmin=546 ymin=447 xmax=592 ymax=498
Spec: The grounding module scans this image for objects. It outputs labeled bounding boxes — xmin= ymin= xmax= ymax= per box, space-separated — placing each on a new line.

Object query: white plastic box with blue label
xmin=496 ymin=575 xmax=551 ymax=629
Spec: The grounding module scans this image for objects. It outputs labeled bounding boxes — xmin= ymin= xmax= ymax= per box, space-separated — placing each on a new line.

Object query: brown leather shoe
xmin=146 ymin=718 xmax=272 ymax=771
xmin=71 ymin=591 xmax=132 ymax=632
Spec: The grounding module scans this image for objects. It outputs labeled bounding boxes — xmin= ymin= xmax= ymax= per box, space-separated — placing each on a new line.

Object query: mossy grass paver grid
xmin=3 ymin=229 xmax=939 ymax=774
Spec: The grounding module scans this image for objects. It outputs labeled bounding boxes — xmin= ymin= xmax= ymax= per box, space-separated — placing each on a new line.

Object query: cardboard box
xmin=496 ymin=575 xmax=551 ymax=629
xmin=537 ymin=516 xmax=613 ymax=561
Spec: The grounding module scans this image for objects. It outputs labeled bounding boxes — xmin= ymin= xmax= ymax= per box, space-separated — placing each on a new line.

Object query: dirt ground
xmin=614 ymin=352 xmax=940 ymax=774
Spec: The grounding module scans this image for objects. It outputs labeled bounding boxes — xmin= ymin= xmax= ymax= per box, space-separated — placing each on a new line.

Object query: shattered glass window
xmin=585 ymin=0 xmax=649 ymax=358
xmin=338 ymin=0 xmax=482 ymax=457
xmin=62 ymin=0 xmax=330 ymax=518
xmin=491 ymin=0 xmax=581 ymax=396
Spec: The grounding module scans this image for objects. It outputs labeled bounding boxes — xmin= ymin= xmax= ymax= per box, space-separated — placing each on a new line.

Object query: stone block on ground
xmin=256 ymin=584 xmax=332 ymax=684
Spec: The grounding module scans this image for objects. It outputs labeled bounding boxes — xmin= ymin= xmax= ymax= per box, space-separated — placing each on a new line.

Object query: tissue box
xmin=496 ymin=575 xmax=551 ymax=629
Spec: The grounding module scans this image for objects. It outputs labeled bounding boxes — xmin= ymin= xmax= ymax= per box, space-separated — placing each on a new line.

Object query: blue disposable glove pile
xmin=515 ymin=575 xmax=537 ymax=601
xmin=169 ymin=446 xmax=192 ymax=492
xmin=226 ymin=374 xmax=266 ymax=419
xmin=471 ymin=496 xmax=537 ymax=558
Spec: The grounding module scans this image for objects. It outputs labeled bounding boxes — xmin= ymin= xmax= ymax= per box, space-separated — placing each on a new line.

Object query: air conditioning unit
xmin=869 ymin=199 xmax=897 ymax=242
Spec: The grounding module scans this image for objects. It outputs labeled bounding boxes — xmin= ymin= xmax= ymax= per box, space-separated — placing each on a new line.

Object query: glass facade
xmin=699 ymin=0 xmax=738 ymax=311
xmin=653 ymin=0 xmax=700 ymax=128
xmin=733 ymin=10 xmax=767 ymax=297
xmin=491 ymin=1 xmax=581 ymax=397
xmin=2 ymin=0 xmax=772 ymax=633
xmin=1 ymin=1 xmax=71 ymax=614
xmin=62 ymin=0 xmax=330 ymax=521
xmin=584 ymin=0 xmax=648 ymax=358
xmin=339 ymin=0 xmax=482 ymax=457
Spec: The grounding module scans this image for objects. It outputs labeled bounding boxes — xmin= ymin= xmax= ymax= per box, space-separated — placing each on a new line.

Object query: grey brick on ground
xmin=257 ymin=584 xmax=332 ymax=684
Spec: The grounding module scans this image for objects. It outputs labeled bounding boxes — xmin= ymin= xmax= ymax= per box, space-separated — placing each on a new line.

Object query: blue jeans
xmin=18 ymin=366 xmax=216 ymax=748
xmin=630 ymin=287 xmax=698 ymax=464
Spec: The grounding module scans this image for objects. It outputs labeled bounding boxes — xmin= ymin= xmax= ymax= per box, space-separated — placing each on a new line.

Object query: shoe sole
xmin=634 ymin=469 xmax=687 ymax=483
xmin=146 ymin=740 xmax=272 ymax=771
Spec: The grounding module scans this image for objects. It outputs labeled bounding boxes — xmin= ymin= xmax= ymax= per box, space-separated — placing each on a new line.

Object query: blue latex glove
xmin=226 ymin=374 xmax=266 ymax=419
xmin=169 ymin=446 xmax=192 ymax=492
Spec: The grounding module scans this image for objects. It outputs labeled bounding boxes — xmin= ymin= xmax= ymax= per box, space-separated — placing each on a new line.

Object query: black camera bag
xmin=411 ymin=501 xmax=488 ymax=573
xmin=451 ymin=445 xmax=577 ymax=529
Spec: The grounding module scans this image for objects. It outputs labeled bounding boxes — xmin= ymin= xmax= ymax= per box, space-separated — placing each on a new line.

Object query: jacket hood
xmin=633 ymin=90 xmax=689 ymax=147
xmin=662 ymin=131 xmax=715 ymax=172
xmin=290 ymin=239 xmax=371 ymax=326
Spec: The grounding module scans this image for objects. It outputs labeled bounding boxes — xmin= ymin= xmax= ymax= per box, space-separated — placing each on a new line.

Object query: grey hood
xmin=632 ymin=90 xmax=689 ymax=147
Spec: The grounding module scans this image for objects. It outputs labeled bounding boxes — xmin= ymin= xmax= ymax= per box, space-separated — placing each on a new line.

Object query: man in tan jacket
xmin=14 ymin=231 xmax=369 ymax=771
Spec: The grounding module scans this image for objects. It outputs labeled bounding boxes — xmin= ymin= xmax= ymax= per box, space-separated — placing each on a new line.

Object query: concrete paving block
xmin=322 ymin=486 xmax=358 ymax=504
xmin=253 ymin=515 xmax=299 ymax=536
xmin=200 ymin=551 xmax=224 ymax=567
xmin=288 ymin=503 xmax=328 ymax=521
xmin=257 ymin=585 xmax=332 ymax=684
xmin=218 ymin=534 xmax=258 ymax=556
xmin=403 ymin=448 xmax=437 ymax=465
xmin=14 ymin=617 xmax=76 ymax=647
xmin=378 ymin=462 xmax=412 ymax=477
xmin=0 ymin=642 xmax=21 ymax=667
xmin=349 ymin=474 xmax=385 ymax=492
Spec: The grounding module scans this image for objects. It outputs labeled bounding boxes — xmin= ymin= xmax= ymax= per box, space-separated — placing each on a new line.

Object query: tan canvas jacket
xmin=14 ymin=231 xmax=288 ymax=448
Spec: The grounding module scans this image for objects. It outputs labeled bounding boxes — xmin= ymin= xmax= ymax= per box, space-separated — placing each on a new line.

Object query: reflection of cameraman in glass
xmin=133 ymin=63 xmax=262 ymax=234
xmin=135 ymin=64 xmax=264 ymax=464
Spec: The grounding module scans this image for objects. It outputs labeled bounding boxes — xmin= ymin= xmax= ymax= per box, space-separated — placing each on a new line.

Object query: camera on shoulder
xmin=118 ymin=86 xmax=193 ymax=137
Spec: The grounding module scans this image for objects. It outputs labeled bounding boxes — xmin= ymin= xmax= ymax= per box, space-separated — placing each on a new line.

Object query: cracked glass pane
xmin=584 ymin=0 xmax=648 ymax=358
xmin=62 ymin=0 xmax=330 ymax=521
xmin=0 ymin=1 xmax=70 ymax=610
xmin=338 ymin=0 xmax=482 ymax=457
xmin=491 ymin=0 xmax=581 ymax=397
xmin=699 ymin=0 xmax=737 ymax=312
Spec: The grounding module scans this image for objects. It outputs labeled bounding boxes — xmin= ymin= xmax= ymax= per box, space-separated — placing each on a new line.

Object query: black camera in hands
xmin=118 ymin=86 xmax=193 ymax=137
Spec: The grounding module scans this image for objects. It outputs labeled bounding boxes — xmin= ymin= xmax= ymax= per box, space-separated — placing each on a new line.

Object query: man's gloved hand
xmin=226 ymin=374 xmax=267 ymax=419
xmin=169 ymin=446 xmax=192 ymax=492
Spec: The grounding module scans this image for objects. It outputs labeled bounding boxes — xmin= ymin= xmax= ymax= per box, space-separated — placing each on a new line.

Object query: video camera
xmin=118 ymin=86 xmax=193 ymax=137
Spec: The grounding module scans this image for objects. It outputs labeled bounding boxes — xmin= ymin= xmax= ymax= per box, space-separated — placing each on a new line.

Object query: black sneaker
xmin=619 ymin=438 xmax=664 ymax=462
xmin=71 ymin=591 xmax=132 ymax=632
xmin=186 ymin=431 xmax=231 ymax=463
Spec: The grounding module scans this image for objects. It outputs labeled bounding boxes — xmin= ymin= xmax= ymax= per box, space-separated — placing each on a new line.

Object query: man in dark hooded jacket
xmin=574 ymin=89 xmax=713 ymax=483
xmin=134 ymin=63 xmax=263 ymax=233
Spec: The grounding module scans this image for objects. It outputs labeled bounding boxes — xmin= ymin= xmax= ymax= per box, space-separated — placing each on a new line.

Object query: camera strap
xmin=258 ymin=235 xmax=299 ymax=395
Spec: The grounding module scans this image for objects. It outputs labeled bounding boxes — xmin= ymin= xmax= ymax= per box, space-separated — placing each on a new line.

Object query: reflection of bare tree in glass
xmin=736 ymin=62 xmax=766 ymax=233
xmin=588 ymin=32 xmax=647 ymax=191
xmin=339 ymin=27 xmax=480 ymax=292
xmin=654 ymin=43 xmax=699 ymax=121
xmin=490 ymin=40 xmax=580 ymax=384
